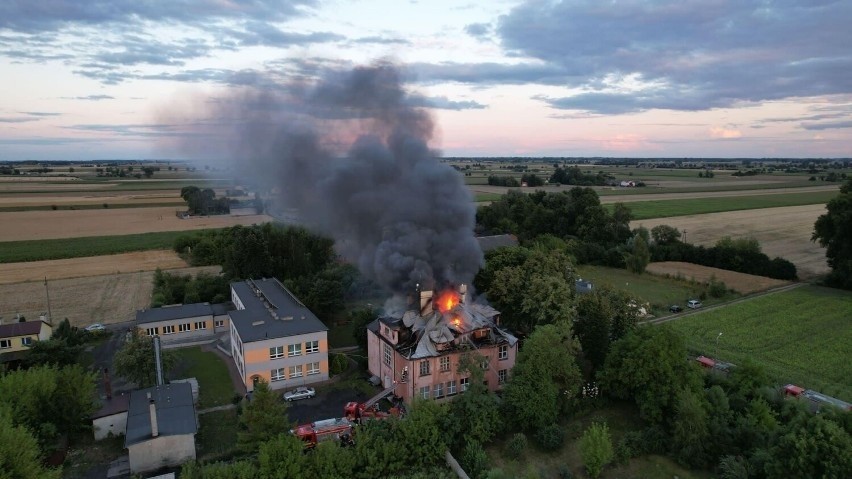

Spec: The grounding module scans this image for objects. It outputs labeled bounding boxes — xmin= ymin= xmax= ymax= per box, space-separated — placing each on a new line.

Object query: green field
xmin=0 ymin=201 xmax=182 ymax=213
xmin=609 ymin=190 xmax=837 ymax=219
xmin=576 ymin=265 xmax=732 ymax=315
xmin=196 ymin=409 xmax=239 ymax=461
xmin=0 ymin=229 xmax=219 ymax=263
xmin=668 ymin=285 xmax=852 ymax=401
xmin=474 ymin=192 xmax=503 ymax=202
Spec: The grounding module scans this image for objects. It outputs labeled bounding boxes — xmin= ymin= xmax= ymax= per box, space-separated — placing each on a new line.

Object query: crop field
xmin=0 ymin=206 xmax=271 ymax=241
xmin=645 ymin=262 xmax=789 ymax=294
xmin=0 ymin=250 xmax=188 ymax=284
xmin=0 ymin=230 xmax=218 ymax=263
xmin=0 ymin=265 xmax=221 ymax=328
xmin=633 ymin=205 xmax=829 ymax=280
xmin=611 ymin=190 xmax=837 ymax=220
xmin=668 ymin=285 xmax=852 ymax=401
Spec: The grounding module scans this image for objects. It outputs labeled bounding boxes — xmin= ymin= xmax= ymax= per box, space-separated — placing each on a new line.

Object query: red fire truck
xmin=291 ymin=418 xmax=354 ymax=449
xmin=344 ymin=385 xmax=402 ymax=423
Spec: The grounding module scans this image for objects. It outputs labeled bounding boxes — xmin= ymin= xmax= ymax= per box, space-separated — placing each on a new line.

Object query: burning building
xmin=367 ymin=285 xmax=518 ymax=404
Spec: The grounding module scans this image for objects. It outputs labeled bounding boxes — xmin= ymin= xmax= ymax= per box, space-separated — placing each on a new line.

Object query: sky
xmin=1 ymin=0 xmax=851 ymax=161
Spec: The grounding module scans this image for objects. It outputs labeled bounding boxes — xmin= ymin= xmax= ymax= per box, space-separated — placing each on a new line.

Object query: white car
xmin=687 ymin=300 xmax=703 ymax=309
xmin=283 ymin=386 xmax=316 ymax=401
xmin=85 ymin=323 xmax=106 ymax=332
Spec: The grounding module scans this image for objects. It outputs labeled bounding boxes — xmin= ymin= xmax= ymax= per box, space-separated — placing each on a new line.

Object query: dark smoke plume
xmin=171 ymin=62 xmax=482 ymax=293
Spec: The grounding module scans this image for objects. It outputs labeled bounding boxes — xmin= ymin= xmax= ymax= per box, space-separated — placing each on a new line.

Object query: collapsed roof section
xmin=377 ymin=286 xmax=518 ymax=360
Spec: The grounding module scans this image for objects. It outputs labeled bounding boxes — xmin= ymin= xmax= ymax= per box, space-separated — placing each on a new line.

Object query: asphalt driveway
xmin=285 ymin=385 xmax=371 ymax=425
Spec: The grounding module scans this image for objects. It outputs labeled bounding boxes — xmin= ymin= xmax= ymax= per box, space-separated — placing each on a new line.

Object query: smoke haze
xmin=170 ymin=62 xmax=482 ymax=293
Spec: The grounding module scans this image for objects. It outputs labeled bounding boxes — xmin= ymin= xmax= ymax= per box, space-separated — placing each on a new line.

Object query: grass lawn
xmin=667 ymin=285 xmax=852 ymax=401
xmin=171 ymin=347 xmax=235 ymax=408
xmin=328 ymin=321 xmax=357 ymax=348
xmin=609 ymin=190 xmax=837 ymax=219
xmin=62 ymin=434 xmax=126 ymax=479
xmin=486 ymin=403 xmax=713 ymax=479
xmin=474 ymin=192 xmax=503 ymax=202
xmin=196 ymin=409 xmax=239 ymax=461
xmin=0 ymin=229 xmax=221 ymax=263
xmin=576 ymin=265 xmax=732 ymax=316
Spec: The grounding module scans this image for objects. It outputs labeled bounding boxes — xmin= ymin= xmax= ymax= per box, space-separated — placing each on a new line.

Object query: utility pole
xmin=43 ymin=276 xmax=53 ymax=325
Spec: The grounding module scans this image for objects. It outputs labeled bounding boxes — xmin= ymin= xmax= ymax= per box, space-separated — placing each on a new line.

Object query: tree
xmin=573 ymin=285 xmax=641 ymax=370
xmin=580 ymin=422 xmax=614 ymax=478
xmin=598 ymin=326 xmax=702 ymax=424
xmin=671 ymin=388 xmax=710 ymax=468
xmin=113 ymin=332 xmax=176 ymax=388
xmin=812 ymin=178 xmax=852 ymax=289
xmin=624 ymin=234 xmax=650 ymax=274
xmin=0 ymin=407 xmax=61 ymax=479
xmin=502 ymin=321 xmax=582 ymax=430
xmin=446 ymin=353 xmax=502 ymax=451
xmin=764 ymin=414 xmax=852 ymax=478
xmin=237 ymin=380 xmax=291 ymax=453
xmin=650 ymin=224 xmax=681 ymax=245
xmin=257 ymin=433 xmax=307 ymax=478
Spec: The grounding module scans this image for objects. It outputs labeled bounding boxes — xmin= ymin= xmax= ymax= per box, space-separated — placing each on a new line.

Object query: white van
xmin=687 ymin=300 xmax=702 ymax=309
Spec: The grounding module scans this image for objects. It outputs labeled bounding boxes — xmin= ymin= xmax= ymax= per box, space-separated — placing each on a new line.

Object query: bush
xmin=708 ymin=277 xmax=728 ymax=298
xmin=462 ymin=441 xmax=488 ymax=479
xmin=505 ymin=432 xmax=528 ymax=459
xmin=329 ymin=353 xmax=349 ymax=376
xmin=579 ymin=422 xmax=613 ymax=479
xmin=535 ymin=423 xmax=565 ymax=451
xmin=614 ymin=437 xmax=634 ymax=465
xmin=557 ymin=465 xmax=574 ymax=479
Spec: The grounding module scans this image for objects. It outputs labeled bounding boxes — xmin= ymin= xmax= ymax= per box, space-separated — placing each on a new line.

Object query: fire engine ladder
xmin=363 ymin=385 xmax=396 ymax=409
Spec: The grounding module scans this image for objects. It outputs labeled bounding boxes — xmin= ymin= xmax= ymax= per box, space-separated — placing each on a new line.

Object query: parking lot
xmin=284 ymin=384 xmax=372 ymax=425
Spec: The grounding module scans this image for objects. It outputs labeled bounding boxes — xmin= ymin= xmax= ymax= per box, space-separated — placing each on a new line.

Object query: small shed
xmin=125 ymin=383 xmax=197 ymax=475
xmin=92 ymin=394 xmax=130 ymax=441
xmin=575 ymin=279 xmax=594 ymax=295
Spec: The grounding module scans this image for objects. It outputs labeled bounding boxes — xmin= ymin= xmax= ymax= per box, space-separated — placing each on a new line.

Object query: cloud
xmin=801 ymin=120 xmax=852 ymax=130
xmin=0 ymin=1 xmax=316 ymax=33
xmin=18 ymin=111 xmax=61 ymax=117
xmin=224 ymin=21 xmax=343 ymax=48
xmin=351 ymin=36 xmax=411 ymax=45
xmin=0 ymin=117 xmax=40 ymax=123
xmin=710 ymin=127 xmax=743 ymax=139
xmin=464 ymin=23 xmax=491 ymax=38
xmin=411 ymin=61 xmax=566 ymax=85
xmin=63 ymin=95 xmax=115 ymax=101
xmin=408 ymin=95 xmax=487 ymax=110
xmin=496 ymin=0 xmax=852 ymax=113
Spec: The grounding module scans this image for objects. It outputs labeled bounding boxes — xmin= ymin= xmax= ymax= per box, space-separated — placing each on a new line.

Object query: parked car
xmin=687 ymin=300 xmax=703 ymax=309
xmin=669 ymin=305 xmax=683 ymax=313
xmin=85 ymin=323 xmax=106 ymax=332
xmin=283 ymin=386 xmax=316 ymax=401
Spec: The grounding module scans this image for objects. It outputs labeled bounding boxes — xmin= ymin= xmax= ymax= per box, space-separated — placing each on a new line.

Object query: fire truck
xmin=344 ymin=385 xmax=402 ymax=423
xmin=291 ymin=418 xmax=354 ymax=449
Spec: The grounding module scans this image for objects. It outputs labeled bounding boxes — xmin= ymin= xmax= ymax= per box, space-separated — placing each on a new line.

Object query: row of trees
xmin=174 ymin=224 xmax=359 ymax=320
xmin=812 ymin=178 xmax=852 ymax=289
xmin=180 ymin=186 xmax=230 ymax=215
xmin=549 ymin=166 xmax=612 ymax=186
xmin=151 ymin=269 xmax=230 ymax=307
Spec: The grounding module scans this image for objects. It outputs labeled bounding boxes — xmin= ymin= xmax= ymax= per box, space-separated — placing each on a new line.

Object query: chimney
xmin=103 ymin=368 xmax=112 ymax=399
xmin=153 ymin=336 xmax=164 ymax=386
xmin=459 ymin=284 xmax=468 ymax=304
xmin=147 ymin=392 xmax=159 ymax=438
xmin=420 ymin=290 xmax=434 ymax=316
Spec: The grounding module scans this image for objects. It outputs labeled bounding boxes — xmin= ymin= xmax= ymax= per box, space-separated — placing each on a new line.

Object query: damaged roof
xmin=379 ymin=300 xmax=517 ymax=360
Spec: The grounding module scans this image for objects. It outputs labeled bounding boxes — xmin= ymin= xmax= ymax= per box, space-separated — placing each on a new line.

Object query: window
xmin=307 ymin=362 xmax=320 ymax=375
xmin=446 ymin=381 xmax=457 ymax=396
xmin=460 ymin=377 xmax=470 ymax=392
xmin=498 ymin=344 xmax=508 ymax=360
xmin=178 ymin=323 xmax=191 ymax=333
xmin=419 ymin=385 xmax=430 ymax=400
xmin=194 ymin=321 xmax=207 ymax=330
xmin=145 ymin=327 xmax=158 ymax=337
xmin=434 ymin=382 xmax=444 ymax=398
xmin=0 ymin=339 xmax=10 ymax=349
xmin=439 ymin=356 xmax=450 ymax=372
xmin=289 ymin=365 xmax=303 ymax=378
xmin=271 ymin=368 xmax=285 ymax=381
xmin=163 ymin=325 xmax=175 ymax=335
xmin=419 ymin=359 xmax=431 ymax=376
xmin=21 ymin=337 xmax=32 ymax=346
xmin=480 ymin=358 xmax=490 ymax=370
xmin=305 ymin=340 xmax=319 ymax=354
xmin=383 ymin=343 xmax=392 ymax=366
xmin=215 ymin=319 xmax=225 ymax=328
xmin=269 ymin=346 xmax=284 ymax=359
xmin=288 ymin=343 xmax=302 ymax=357
xmin=498 ymin=369 xmax=507 ymax=384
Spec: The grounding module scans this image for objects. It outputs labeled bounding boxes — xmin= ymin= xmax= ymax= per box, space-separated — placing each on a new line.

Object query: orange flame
xmin=436 ymin=289 xmax=460 ymax=314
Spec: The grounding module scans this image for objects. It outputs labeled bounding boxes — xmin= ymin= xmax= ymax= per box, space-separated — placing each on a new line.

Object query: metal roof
xmin=124 ymin=382 xmax=196 ymax=447
xmin=0 ymin=320 xmax=48 ymax=339
xmin=229 ymin=279 xmax=328 ymax=343
xmin=135 ymin=303 xmax=213 ymax=325
xmin=210 ymin=302 xmax=233 ymax=316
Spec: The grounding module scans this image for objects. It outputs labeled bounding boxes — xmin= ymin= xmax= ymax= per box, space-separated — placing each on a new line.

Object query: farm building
xmin=0 ymin=319 xmax=52 ymax=362
xmin=125 ymin=382 xmax=197 ymax=475
xmin=228 ymin=278 xmax=329 ymax=392
xmin=366 ymin=284 xmax=518 ymax=404
xmin=135 ymin=302 xmax=231 ymax=347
